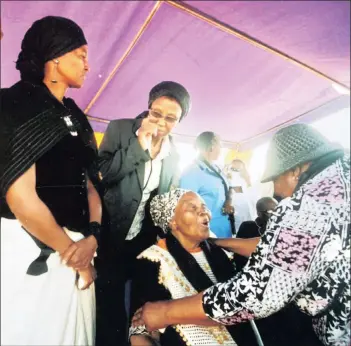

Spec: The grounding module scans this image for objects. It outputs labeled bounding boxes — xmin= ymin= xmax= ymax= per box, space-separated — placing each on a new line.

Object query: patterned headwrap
xmin=150 ymin=188 xmax=190 ymax=233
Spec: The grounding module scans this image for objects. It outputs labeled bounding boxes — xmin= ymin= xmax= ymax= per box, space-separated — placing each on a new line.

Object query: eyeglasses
xmin=149 ymin=109 xmax=179 ymax=125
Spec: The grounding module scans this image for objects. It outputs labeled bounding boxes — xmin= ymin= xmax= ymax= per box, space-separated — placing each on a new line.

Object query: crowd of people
xmin=0 ymin=16 xmax=350 ymax=346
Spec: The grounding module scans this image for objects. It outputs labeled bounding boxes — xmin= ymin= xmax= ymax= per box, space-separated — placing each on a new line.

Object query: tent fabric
xmin=1 ymin=1 xmax=350 ymax=149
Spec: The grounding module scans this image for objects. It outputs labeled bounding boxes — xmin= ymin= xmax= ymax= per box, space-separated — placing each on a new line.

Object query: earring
xmin=51 ymin=59 xmax=59 ymax=83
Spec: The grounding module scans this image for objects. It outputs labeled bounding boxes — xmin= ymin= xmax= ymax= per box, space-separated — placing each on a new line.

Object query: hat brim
xmin=260 ymin=143 xmax=342 ymax=183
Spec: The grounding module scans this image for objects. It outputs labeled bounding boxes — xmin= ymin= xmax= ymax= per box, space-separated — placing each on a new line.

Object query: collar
xmin=196 ymin=158 xmax=221 ymax=175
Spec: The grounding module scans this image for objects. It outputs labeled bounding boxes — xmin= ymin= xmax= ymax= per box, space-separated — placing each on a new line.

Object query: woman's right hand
xmin=61 ymin=236 xmax=97 ymax=270
xmin=77 ymin=264 xmax=96 ymax=290
xmin=138 ymin=117 xmax=158 ymax=151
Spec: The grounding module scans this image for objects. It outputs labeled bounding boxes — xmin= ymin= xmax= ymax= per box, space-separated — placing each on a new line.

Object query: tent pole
xmin=84 ymin=1 xmax=163 ymax=114
xmin=165 ymin=0 xmax=350 ymax=92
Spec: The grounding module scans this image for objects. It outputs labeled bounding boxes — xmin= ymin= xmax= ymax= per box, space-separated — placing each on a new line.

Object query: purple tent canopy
xmin=1 ymin=1 xmax=350 ymax=149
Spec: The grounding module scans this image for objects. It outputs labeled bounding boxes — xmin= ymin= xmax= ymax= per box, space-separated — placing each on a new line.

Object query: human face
xmin=257 ymin=200 xmax=278 ymax=223
xmin=210 ymin=138 xmax=222 ymax=161
xmin=231 ymin=160 xmax=244 ymax=172
xmin=148 ymin=96 xmax=182 ymax=138
xmin=171 ymin=192 xmax=212 ymax=246
xmin=55 ymin=45 xmax=89 ymax=88
xmin=273 ymin=170 xmax=299 ymax=199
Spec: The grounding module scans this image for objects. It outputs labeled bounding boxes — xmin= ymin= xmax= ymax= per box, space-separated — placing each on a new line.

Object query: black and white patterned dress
xmin=202 ymin=154 xmax=350 ymax=346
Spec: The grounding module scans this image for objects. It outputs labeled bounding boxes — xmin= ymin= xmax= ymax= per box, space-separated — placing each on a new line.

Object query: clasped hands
xmin=60 ymin=235 xmax=98 ymax=290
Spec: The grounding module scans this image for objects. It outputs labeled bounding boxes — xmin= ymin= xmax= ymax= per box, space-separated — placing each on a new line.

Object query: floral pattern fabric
xmin=202 ymin=154 xmax=350 ymax=346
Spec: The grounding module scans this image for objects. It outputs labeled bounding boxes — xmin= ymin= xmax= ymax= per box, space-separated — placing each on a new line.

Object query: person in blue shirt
xmin=179 ymin=132 xmax=234 ymax=238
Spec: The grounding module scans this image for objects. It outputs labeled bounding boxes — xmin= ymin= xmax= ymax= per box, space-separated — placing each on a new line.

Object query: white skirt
xmin=1 ymin=218 xmax=96 ymax=345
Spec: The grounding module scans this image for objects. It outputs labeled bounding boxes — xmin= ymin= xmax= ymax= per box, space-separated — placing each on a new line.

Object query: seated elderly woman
xmin=129 ymin=189 xmax=261 ymax=346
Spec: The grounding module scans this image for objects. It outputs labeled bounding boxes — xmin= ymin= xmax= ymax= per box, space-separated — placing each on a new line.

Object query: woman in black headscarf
xmin=0 ymin=16 xmax=102 ymax=345
xmin=96 ymin=81 xmax=191 ymax=345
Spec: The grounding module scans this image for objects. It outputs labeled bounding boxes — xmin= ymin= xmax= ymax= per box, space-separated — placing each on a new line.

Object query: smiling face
xmin=45 ymin=45 xmax=90 ymax=88
xmin=148 ymin=96 xmax=182 ymax=138
xmin=170 ymin=192 xmax=212 ymax=246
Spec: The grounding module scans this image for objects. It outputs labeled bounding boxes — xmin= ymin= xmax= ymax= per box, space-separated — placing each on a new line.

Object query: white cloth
xmin=126 ymin=135 xmax=171 ymax=240
xmin=1 ymin=218 xmax=95 ymax=346
xmin=226 ymin=172 xmax=257 ymax=232
xmin=130 ymin=245 xmax=237 ymax=345
xmin=191 ymin=251 xmax=217 ymax=284
xmin=232 ymin=191 xmax=256 ymax=232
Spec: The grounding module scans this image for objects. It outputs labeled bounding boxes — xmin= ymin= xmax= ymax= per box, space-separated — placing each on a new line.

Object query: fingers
xmin=140 ymin=118 xmax=158 ymax=135
xmin=77 ymin=266 xmax=96 ymax=290
xmin=68 ymin=250 xmax=90 ymax=270
xmin=132 ymin=308 xmax=144 ymax=327
xmin=61 ymin=243 xmax=78 ymax=265
xmin=64 ymin=239 xmax=96 ymax=269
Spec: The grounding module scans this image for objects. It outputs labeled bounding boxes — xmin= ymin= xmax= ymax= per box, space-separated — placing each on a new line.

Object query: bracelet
xmin=83 ymin=222 xmax=102 ymax=246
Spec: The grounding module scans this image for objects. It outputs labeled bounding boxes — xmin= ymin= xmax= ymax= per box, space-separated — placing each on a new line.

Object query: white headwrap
xmin=150 ymin=189 xmax=190 ymax=233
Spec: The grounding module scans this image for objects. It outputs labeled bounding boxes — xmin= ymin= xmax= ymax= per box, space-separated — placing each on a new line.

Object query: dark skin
xmin=131 ymin=191 xmax=215 ymax=345
xmin=6 ymin=45 xmax=102 ymax=290
xmin=132 ymin=164 xmax=311 ymax=331
xmin=138 ymin=96 xmax=182 ymax=159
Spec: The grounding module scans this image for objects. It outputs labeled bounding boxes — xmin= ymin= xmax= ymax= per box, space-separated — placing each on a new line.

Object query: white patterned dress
xmin=202 ymin=154 xmax=350 ymax=346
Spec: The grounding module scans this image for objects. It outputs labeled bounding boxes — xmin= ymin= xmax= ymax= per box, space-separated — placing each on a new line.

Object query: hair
xmin=195 ymin=131 xmax=220 ymax=153
xmin=148 ymin=81 xmax=191 ymax=121
xmin=256 ymin=197 xmax=277 ymax=213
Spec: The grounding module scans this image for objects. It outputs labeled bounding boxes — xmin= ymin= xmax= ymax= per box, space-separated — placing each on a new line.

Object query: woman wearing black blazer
xmin=96 ymin=81 xmax=191 ymax=346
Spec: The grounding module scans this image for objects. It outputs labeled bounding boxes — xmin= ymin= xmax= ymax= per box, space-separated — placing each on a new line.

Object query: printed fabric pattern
xmin=202 ymin=155 xmax=350 ymax=346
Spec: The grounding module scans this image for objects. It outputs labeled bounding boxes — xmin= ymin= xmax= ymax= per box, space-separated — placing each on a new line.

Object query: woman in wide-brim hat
xmin=132 ymin=123 xmax=350 ymax=346
xmin=0 ymin=16 xmax=102 ymax=345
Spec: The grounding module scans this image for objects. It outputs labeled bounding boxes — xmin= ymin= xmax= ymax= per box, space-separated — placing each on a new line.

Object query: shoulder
xmin=237 ymin=221 xmax=258 ymax=238
xmin=106 ymin=118 xmax=139 ymax=134
xmin=1 ymin=81 xmax=31 ymax=110
xmin=181 ymin=162 xmax=202 ymax=176
xmin=168 ymin=136 xmax=180 ymax=159
xmin=1 ymin=81 xmax=38 ymax=128
xmin=301 ymin=156 xmax=350 ymax=207
xmin=239 ymin=221 xmax=256 ymax=229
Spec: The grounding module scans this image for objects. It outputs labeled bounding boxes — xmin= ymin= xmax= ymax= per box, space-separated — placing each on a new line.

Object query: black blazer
xmin=98 ymin=117 xmax=181 ymax=251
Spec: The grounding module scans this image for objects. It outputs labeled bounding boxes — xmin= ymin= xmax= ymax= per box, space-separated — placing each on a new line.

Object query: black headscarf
xmin=148 ymin=81 xmax=191 ymax=120
xmin=16 ymin=16 xmax=87 ymax=83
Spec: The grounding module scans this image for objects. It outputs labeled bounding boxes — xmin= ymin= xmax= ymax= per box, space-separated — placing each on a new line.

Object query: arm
xmin=209 ymin=237 xmax=260 ymax=257
xmin=135 ymin=195 xmax=333 ymax=331
xmin=5 ymin=164 xmax=73 ymax=254
xmin=62 ymin=177 xmax=102 ymax=270
xmin=132 ymin=293 xmax=215 ymax=331
xmin=130 ymin=259 xmax=169 ymax=343
xmin=98 ymin=121 xmax=150 ymax=185
xmin=87 ymin=177 xmax=102 ymax=224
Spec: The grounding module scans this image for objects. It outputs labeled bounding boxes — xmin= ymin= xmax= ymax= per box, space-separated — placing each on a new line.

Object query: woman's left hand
xmin=132 ymin=301 xmax=170 ymax=332
xmin=61 ymin=235 xmax=97 ymax=270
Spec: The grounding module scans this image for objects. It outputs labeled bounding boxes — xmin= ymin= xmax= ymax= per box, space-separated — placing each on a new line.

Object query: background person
xmin=179 ymin=132 xmax=235 ymax=238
